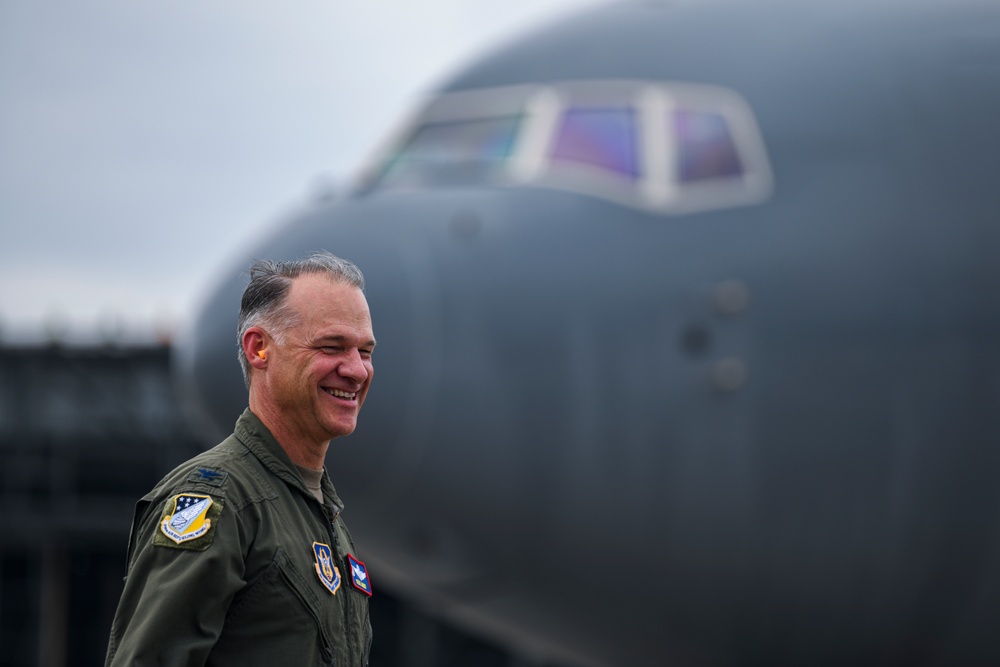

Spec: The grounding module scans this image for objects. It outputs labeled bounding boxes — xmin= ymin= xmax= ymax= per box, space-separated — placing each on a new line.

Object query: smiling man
xmin=106 ymin=253 xmax=375 ymax=667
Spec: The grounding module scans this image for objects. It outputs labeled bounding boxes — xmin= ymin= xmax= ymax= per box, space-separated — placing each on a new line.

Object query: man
xmin=105 ymin=252 xmax=375 ymax=666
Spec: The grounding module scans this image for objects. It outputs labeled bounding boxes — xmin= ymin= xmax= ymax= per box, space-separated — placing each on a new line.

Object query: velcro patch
xmin=153 ymin=493 xmax=223 ymax=551
xmin=347 ymin=554 xmax=373 ymax=597
xmin=313 ymin=542 xmax=341 ymax=595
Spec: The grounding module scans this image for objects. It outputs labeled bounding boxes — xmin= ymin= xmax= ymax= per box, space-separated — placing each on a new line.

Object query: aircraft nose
xmin=329 ymin=211 xmax=446 ymax=503
xmin=172 ymin=193 xmax=449 ymax=502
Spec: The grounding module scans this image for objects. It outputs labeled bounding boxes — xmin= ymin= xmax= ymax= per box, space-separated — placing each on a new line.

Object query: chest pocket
xmin=212 ymin=547 xmax=336 ymax=667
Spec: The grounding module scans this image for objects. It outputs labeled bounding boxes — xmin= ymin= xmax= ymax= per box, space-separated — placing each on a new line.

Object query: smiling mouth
xmin=324 ymin=388 xmax=357 ymax=401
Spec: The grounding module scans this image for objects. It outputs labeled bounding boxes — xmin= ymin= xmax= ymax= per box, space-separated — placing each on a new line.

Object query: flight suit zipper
xmin=327 ymin=513 xmax=357 ymax=666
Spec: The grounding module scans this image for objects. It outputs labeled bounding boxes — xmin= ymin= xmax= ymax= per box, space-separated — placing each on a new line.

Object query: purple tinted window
xmin=674 ymin=110 xmax=743 ymax=182
xmin=551 ymin=107 xmax=639 ymax=179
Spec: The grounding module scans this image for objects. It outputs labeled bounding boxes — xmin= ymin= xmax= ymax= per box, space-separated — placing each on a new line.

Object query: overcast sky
xmin=0 ymin=0 xmax=603 ymax=344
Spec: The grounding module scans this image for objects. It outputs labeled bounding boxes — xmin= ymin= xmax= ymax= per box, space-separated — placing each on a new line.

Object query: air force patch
xmin=347 ymin=553 xmax=373 ymax=597
xmin=154 ymin=493 xmax=222 ymax=550
xmin=313 ymin=542 xmax=341 ymax=595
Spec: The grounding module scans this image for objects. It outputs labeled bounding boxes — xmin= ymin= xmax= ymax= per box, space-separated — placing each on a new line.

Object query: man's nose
xmin=339 ymin=350 xmax=369 ymax=382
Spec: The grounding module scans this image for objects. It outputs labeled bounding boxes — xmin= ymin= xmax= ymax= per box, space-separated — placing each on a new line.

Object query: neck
xmin=249 ymin=398 xmax=330 ymax=469
xmin=278 ymin=437 xmax=329 ymax=470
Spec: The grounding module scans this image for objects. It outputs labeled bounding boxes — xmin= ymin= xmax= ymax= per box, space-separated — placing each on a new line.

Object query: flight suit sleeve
xmin=105 ymin=488 xmax=246 ymax=667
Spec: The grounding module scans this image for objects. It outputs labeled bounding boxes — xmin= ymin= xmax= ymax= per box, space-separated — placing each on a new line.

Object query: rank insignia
xmin=347 ymin=554 xmax=373 ymax=597
xmin=313 ymin=542 xmax=341 ymax=595
xmin=155 ymin=493 xmax=221 ymax=550
xmin=187 ymin=467 xmax=228 ymax=487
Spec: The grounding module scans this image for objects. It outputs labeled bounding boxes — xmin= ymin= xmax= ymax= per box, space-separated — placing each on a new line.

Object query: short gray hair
xmin=236 ymin=251 xmax=365 ymax=388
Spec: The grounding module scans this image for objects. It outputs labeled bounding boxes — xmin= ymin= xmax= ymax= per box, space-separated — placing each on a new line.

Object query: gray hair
xmin=237 ymin=251 xmax=366 ymax=388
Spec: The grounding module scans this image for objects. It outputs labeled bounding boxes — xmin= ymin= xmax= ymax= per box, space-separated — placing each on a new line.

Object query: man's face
xmin=261 ymin=274 xmax=375 ymax=446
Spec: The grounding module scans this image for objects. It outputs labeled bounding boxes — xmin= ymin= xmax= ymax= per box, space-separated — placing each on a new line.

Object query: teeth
xmin=326 ymin=388 xmax=356 ymax=400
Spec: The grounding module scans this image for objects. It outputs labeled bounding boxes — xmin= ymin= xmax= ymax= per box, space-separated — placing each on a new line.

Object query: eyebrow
xmin=317 ymin=334 xmax=377 ymax=348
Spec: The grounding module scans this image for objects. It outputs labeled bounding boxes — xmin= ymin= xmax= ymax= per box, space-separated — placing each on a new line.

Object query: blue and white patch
xmin=347 ymin=553 xmax=373 ymax=597
xmin=313 ymin=542 xmax=341 ymax=595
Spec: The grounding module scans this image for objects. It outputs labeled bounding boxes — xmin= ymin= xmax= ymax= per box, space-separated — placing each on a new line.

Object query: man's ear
xmin=243 ymin=328 xmax=269 ymax=370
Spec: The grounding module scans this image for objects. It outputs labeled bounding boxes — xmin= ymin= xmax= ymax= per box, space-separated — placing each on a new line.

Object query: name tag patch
xmin=313 ymin=542 xmax=341 ymax=595
xmin=154 ymin=493 xmax=222 ymax=551
xmin=347 ymin=554 xmax=373 ymax=597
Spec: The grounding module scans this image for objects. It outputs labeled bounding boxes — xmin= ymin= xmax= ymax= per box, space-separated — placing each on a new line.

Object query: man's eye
xmin=321 ymin=346 xmax=343 ymax=354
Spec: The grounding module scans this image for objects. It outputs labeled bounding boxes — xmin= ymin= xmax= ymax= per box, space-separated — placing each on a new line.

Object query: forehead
xmin=285 ymin=274 xmax=373 ymax=335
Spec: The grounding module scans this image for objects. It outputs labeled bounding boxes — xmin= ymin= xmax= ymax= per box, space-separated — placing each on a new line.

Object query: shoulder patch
xmin=153 ymin=493 xmax=223 ymax=551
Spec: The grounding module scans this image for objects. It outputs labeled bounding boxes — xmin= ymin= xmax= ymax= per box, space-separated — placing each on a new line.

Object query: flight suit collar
xmin=234 ymin=408 xmax=346 ymax=515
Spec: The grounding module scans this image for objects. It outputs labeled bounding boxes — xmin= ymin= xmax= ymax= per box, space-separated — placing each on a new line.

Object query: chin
xmin=326 ymin=422 xmax=358 ymax=440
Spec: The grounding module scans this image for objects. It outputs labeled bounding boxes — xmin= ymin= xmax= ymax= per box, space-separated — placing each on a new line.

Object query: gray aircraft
xmin=174 ymin=0 xmax=1000 ymax=664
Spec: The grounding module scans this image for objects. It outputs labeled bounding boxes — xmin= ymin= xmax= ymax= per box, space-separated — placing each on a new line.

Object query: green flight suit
xmin=105 ymin=409 xmax=372 ymax=666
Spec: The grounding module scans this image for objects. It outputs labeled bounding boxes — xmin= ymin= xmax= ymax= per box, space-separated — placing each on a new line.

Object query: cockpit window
xmin=674 ymin=110 xmax=743 ymax=183
xmin=377 ymin=115 xmax=521 ymax=188
xmin=550 ymin=107 xmax=639 ymax=179
xmin=359 ymin=81 xmax=772 ymax=214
